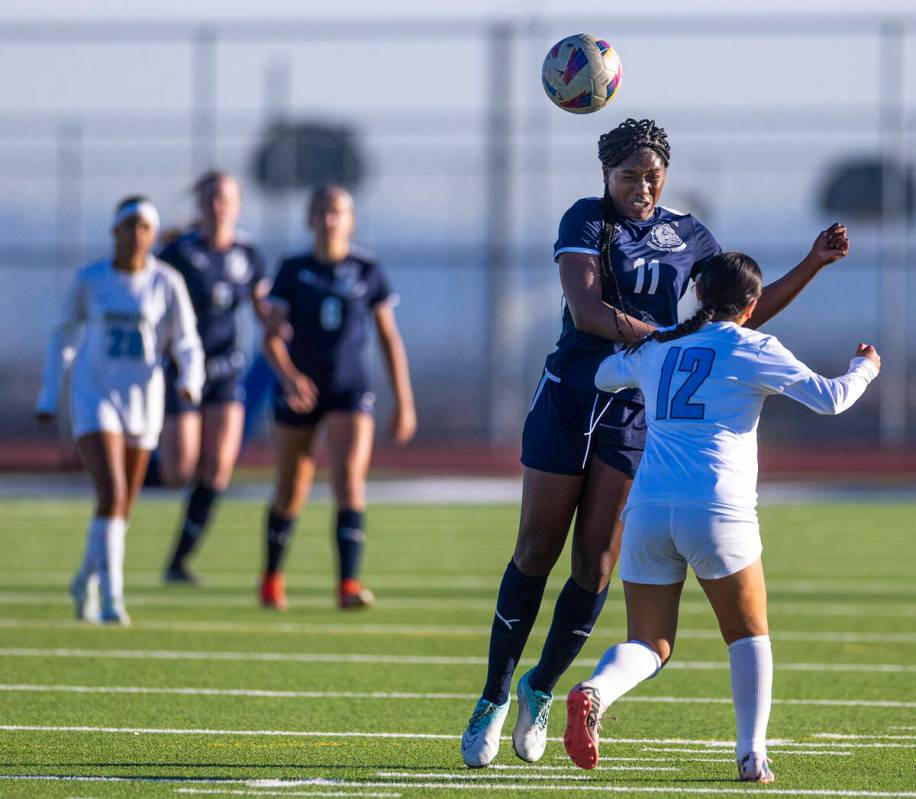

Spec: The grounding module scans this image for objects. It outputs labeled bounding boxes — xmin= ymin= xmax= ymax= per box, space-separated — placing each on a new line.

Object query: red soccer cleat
xmin=339 ymin=578 xmax=374 ymax=609
xmin=564 ymin=683 xmax=603 ymax=770
xmin=260 ymin=572 xmax=288 ymax=611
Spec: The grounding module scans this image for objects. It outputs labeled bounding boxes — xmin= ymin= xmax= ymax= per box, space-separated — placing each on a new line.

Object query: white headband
xmin=113 ymin=200 xmax=160 ymax=231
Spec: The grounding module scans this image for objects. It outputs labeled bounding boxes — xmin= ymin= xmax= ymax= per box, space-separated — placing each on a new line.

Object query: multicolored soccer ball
xmin=541 ymin=34 xmax=622 ymax=114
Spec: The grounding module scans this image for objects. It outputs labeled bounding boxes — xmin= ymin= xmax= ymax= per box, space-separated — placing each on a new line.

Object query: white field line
xmin=1 ymin=647 xmax=913 ymax=674
xmin=185 ymin=780 xmax=916 ymax=797
xmin=0 ymin=775 xmax=344 ymax=787
xmin=1 ymin=683 xmax=913 ymax=710
xmin=1 ymin=591 xmax=913 ymax=618
xmin=488 ymin=764 xmax=680 ymax=771
xmin=815 ymin=733 xmax=916 ymax=741
xmin=641 ymin=747 xmax=853 ymax=757
xmin=0 ymin=725 xmax=910 ymax=750
xmin=2 ymin=616 xmax=914 ymax=645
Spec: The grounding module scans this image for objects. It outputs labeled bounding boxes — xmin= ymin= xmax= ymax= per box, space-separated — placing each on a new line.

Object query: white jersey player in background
xmin=562 ymin=251 xmax=880 ymax=783
xmin=35 ymin=196 xmax=204 ymax=624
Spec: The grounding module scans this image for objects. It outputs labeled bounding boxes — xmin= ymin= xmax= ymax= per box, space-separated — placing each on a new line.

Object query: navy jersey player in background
xmin=159 ymin=171 xmax=271 ymax=583
xmin=259 ymin=186 xmax=416 ymax=610
xmin=460 ymin=119 xmax=850 ymax=767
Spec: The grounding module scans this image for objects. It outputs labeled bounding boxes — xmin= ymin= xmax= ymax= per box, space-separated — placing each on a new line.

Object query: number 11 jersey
xmin=549 ymin=197 xmax=721 ymax=392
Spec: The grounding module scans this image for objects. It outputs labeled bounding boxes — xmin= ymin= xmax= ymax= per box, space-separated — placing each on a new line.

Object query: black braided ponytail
xmin=596 ymin=119 xmax=671 ymax=340
xmin=627 ymin=251 xmax=763 ymax=354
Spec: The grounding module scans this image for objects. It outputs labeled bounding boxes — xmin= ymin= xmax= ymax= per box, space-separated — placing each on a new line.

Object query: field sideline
xmin=1 ymin=496 xmax=914 ymax=798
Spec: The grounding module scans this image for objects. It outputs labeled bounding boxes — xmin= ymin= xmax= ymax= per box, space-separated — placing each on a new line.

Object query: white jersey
xmin=595 ymin=321 xmax=878 ymax=515
xmin=36 ymin=256 xmax=204 ymax=445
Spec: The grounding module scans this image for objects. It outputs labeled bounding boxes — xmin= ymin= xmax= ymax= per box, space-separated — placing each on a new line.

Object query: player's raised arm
xmin=747 ymin=223 xmax=849 ymax=329
xmin=559 ymin=252 xmax=656 ymax=344
xmin=755 ymin=337 xmax=879 ymax=415
xmin=594 ymin=348 xmax=639 ymax=393
xmin=35 ymin=270 xmax=88 ymax=420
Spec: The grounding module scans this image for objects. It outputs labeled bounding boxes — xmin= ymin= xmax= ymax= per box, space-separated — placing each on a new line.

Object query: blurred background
xmin=1 ymin=1 xmax=914 ymax=473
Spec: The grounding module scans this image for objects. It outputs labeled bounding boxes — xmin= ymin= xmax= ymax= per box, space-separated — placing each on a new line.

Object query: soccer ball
xmin=541 ymin=34 xmax=622 ymax=114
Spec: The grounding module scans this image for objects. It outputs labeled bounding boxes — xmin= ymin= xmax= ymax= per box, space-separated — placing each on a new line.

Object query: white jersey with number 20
xmin=36 ymin=257 xmax=205 ymax=448
xmin=595 ymin=321 xmax=878 ymax=516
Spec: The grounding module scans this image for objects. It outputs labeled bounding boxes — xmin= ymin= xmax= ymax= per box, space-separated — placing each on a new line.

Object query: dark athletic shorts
xmin=273 ymin=386 xmax=376 ymax=428
xmin=520 ymin=370 xmax=646 ymax=478
xmin=165 ymin=370 xmax=245 ymax=415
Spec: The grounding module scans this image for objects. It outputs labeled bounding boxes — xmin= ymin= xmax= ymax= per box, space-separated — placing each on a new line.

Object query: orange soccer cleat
xmin=339 ymin=578 xmax=374 ymax=609
xmin=260 ymin=572 xmax=288 ymax=611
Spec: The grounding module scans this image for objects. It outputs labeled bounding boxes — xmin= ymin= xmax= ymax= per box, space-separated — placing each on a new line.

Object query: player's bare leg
xmin=698 ymin=560 xmax=773 ymax=782
xmin=566 ymin=581 xmax=679 ymax=769
xmin=326 ymin=411 xmax=374 ymax=608
xmin=75 ymin=432 xmax=131 ymax=624
xmin=164 ymin=402 xmax=243 ymax=583
xmin=262 ymin=423 xmax=317 ymax=609
xmin=159 ymin=412 xmax=200 ymax=487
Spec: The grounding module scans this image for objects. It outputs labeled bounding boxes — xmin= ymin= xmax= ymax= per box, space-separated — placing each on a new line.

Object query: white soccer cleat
xmin=461 ymin=696 xmax=510 ymax=768
xmin=512 ymin=670 xmax=553 ymax=762
xmin=100 ymin=600 xmax=131 ymax=626
xmin=69 ymin=575 xmax=100 ymax=623
xmin=738 ymin=752 xmax=774 ymax=783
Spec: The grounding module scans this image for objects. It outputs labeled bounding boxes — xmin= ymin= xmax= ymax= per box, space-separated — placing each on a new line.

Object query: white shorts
xmin=70 ymin=381 xmax=164 ymax=451
xmin=619 ymin=504 xmax=762 ymax=585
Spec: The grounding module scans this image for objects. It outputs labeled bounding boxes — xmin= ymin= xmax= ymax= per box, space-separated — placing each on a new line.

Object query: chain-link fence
xmin=1 ymin=14 xmax=914 ymax=454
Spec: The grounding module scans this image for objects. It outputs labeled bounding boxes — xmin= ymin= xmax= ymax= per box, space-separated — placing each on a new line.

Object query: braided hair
xmin=627 ymin=251 xmax=763 ymax=354
xmin=596 ymin=119 xmax=671 ymax=340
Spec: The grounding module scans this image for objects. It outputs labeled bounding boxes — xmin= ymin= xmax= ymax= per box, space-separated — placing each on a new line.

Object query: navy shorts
xmin=164 ymin=371 xmax=245 ymax=415
xmin=274 ymin=387 xmax=376 ymax=428
xmin=520 ymin=372 xmax=646 ymax=478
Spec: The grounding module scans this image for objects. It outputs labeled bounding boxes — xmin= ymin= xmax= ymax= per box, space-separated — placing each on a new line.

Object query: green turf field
xmin=1 ymin=496 xmax=914 ymax=798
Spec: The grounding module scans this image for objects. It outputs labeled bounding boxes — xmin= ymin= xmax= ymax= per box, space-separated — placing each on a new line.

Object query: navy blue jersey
xmin=269 ymin=248 xmax=393 ymax=392
xmin=547 ymin=197 xmax=721 ymax=391
xmin=159 ymin=231 xmax=267 ymax=377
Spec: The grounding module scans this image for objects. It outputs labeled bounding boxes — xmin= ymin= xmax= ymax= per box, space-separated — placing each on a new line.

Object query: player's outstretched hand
xmin=809 ymin=222 xmax=849 ymax=268
xmin=391 ymin=403 xmax=417 ymax=445
xmin=855 ymin=343 xmax=881 ymax=372
xmin=35 ymin=412 xmax=54 ymax=424
xmin=283 ymin=372 xmax=319 ymax=414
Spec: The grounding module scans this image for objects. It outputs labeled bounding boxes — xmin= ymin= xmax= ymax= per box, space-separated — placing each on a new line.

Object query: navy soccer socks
xmin=528 ymin=577 xmax=608 ymax=695
xmin=335 ymin=509 xmax=365 ymax=582
xmin=167 ymin=482 xmax=220 ymax=572
xmin=265 ymin=509 xmax=295 ymax=575
xmin=482 ymin=560 xmax=548 ymax=705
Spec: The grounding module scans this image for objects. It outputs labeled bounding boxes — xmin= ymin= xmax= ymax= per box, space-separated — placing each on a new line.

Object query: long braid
xmin=596 ymin=119 xmax=671 ymax=343
xmin=627 ymin=251 xmax=764 ymax=355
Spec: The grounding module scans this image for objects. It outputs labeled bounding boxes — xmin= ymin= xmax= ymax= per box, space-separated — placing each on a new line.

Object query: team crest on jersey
xmin=225 ymin=249 xmax=252 ymax=284
xmin=189 ymin=250 xmax=210 ymax=271
xmin=647 ymin=222 xmax=687 ymax=253
xmin=211 ymin=280 xmax=234 ymax=309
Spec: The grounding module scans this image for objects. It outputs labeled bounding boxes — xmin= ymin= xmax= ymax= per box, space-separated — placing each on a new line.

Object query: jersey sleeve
xmin=156 ymin=240 xmax=182 ymax=270
xmin=689 ymin=217 xmax=723 ymax=279
xmin=35 ymin=269 xmax=88 ymax=414
xmin=554 ymin=199 xmax=604 ymax=262
xmin=755 ymin=337 xmax=878 ymax=415
xmin=267 ymin=260 xmax=297 ymax=311
xmin=366 ymin=260 xmax=395 ymax=308
xmin=594 ymin=350 xmax=639 ymax=393
xmin=165 ymin=273 xmax=205 ymax=405
xmin=248 ymin=245 xmax=268 ymax=287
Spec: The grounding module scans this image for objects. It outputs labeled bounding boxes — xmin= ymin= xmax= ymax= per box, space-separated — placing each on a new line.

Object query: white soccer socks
xmin=587 ymin=640 xmax=662 ymax=714
xmin=95 ymin=516 xmax=128 ymax=622
xmin=728 ymin=635 xmax=773 ymax=761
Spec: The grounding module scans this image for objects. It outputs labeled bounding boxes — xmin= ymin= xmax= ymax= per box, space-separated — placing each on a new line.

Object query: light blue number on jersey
xmin=107 ymin=327 xmax=144 ymax=360
xmin=656 ymin=346 xmax=716 ymax=420
xmin=320 ymin=297 xmax=343 ymax=331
